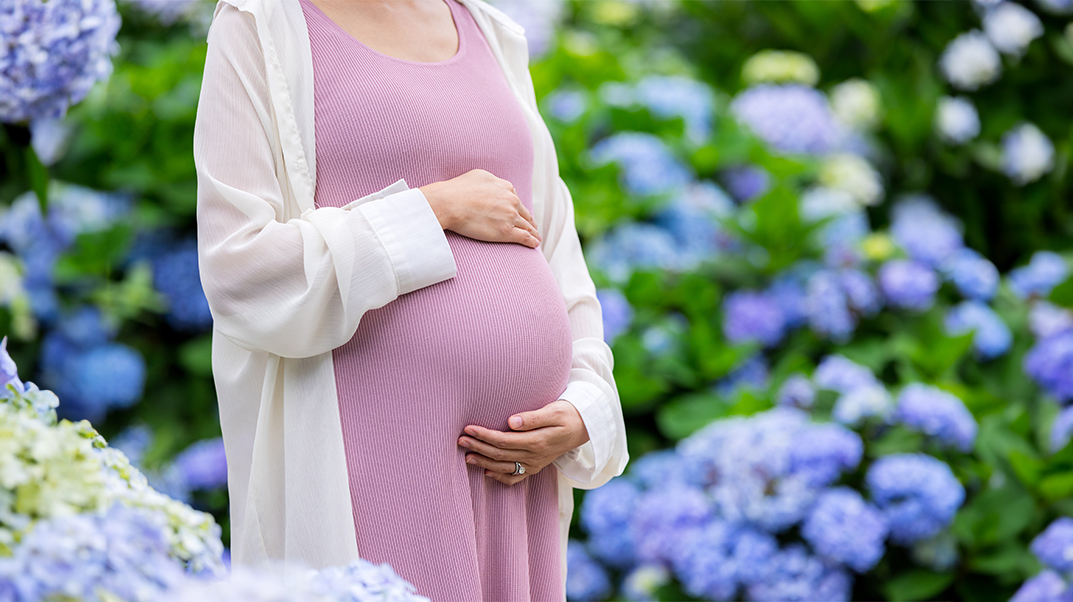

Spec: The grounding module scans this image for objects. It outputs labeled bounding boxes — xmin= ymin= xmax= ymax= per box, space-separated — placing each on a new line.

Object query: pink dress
xmin=298 ymin=0 xmax=573 ymax=600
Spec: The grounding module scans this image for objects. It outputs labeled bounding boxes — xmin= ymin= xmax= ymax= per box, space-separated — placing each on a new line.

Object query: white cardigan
xmin=192 ymin=0 xmax=629 ymax=574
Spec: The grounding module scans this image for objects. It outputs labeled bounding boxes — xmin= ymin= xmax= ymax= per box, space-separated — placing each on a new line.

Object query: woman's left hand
xmin=457 ymin=400 xmax=590 ymax=486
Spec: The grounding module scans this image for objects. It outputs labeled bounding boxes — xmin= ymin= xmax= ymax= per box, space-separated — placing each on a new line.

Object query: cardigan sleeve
xmin=507 ymin=48 xmax=629 ymax=488
xmin=194 ymin=4 xmax=456 ymax=359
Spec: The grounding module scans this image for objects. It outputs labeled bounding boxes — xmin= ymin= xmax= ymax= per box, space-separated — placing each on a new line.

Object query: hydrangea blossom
xmin=801 ymin=488 xmax=888 ymax=572
xmin=589 ymin=132 xmax=692 ymax=197
xmin=1029 ymin=301 xmax=1073 ymax=339
xmin=890 ymin=195 xmax=965 ymax=267
xmin=938 ymin=30 xmax=1002 ymax=91
xmin=29 ymin=116 xmax=73 ymax=165
xmin=652 ymin=181 xmax=735 ymax=269
xmin=805 ymin=270 xmax=856 ymax=343
xmin=595 ymin=288 xmax=633 ymax=345
xmin=866 ymin=453 xmax=965 ymax=544
xmin=544 ymin=89 xmax=587 ymax=123
xmin=1030 ymin=518 xmax=1073 ymax=574
xmin=1009 ymin=570 xmax=1072 ymax=602
xmin=620 ymin=564 xmax=670 ymax=602
xmin=1025 ymin=330 xmax=1073 ymax=402
xmin=641 ymin=312 xmax=689 ymax=358
xmin=942 ymin=248 xmax=1000 ymax=301
xmin=580 ymin=479 xmax=640 ymax=568
xmin=814 ymin=354 xmax=879 ymax=394
xmin=879 ymin=259 xmax=940 ymax=311
xmin=1002 ymin=123 xmax=1056 ymax=186
xmin=632 ymin=485 xmax=712 ymax=563
xmin=983 ymin=2 xmax=1044 ymax=56
xmin=833 ymin=384 xmax=894 ymax=426
xmin=125 ymin=0 xmax=201 ymax=25
xmin=722 ymin=290 xmax=786 ymax=347
xmin=1010 ymin=251 xmax=1070 ymax=299
xmin=818 ymin=154 xmax=884 ymax=206
xmin=829 ymin=78 xmax=882 ymax=130
xmin=586 ymin=222 xmax=681 ymax=282
xmin=632 ymin=75 xmax=715 ymax=143
xmin=40 ymin=329 xmax=147 ymax=423
xmin=1051 ymin=406 xmax=1073 ymax=453
xmin=935 ymin=96 xmax=981 ymax=145
xmin=944 ymin=300 xmax=1013 ymax=360
xmin=730 ymin=84 xmax=842 ymax=155
xmin=1035 ymin=0 xmax=1073 ymax=13
xmin=566 ymin=540 xmax=612 ymax=602
xmin=777 ymin=374 xmax=816 ymax=409
xmin=711 ymin=354 xmax=770 ymax=398
xmin=152 ymin=238 xmax=214 ymax=332
xmin=168 ymin=437 xmax=228 ymax=491
xmin=744 ymin=544 xmax=852 ymax=602
xmin=740 ymin=50 xmax=821 ymax=86
xmin=0 ymin=0 xmax=122 ymax=123
xmin=894 ymin=383 xmax=978 ymax=452
xmin=721 ymin=165 xmax=772 ymax=202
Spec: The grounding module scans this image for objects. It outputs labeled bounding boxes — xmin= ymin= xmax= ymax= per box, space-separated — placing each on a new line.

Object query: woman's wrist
xmin=418 ymin=181 xmax=454 ymax=231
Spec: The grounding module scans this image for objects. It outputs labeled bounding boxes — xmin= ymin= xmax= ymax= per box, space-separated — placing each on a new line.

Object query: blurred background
xmin=1 ymin=0 xmax=1072 ymax=600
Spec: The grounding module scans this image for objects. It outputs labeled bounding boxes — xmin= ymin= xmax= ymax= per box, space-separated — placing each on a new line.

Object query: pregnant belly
xmin=332 ymin=232 xmax=574 ymax=436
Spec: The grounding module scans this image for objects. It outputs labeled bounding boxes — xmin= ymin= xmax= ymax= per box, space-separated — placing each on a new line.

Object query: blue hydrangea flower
xmin=652 ymin=181 xmax=735 ymax=270
xmin=586 ymin=222 xmax=682 ymax=282
xmin=1030 ymin=517 xmax=1073 ymax=574
xmin=309 ymin=557 xmax=428 ymax=602
xmin=866 ymin=453 xmax=965 ymax=544
xmin=721 ymin=165 xmax=771 ymax=203
xmin=0 ymin=0 xmax=122 ymax=123
xmin=1002 ymin=123 xmax=1056 ymax=186
xmin=566 ymin=540 xmax=611 ymax=602
xmin=711 ymin=354 xmax=770 ymax=398
xmin=108 ymin=423 xmax=154 ymax=467
xmin=170 ymin=437 xmax=228 ymax=491
xmin=632 ymin=485 xmax=712 ymax=564
xmin=41 ymin=329 xmax=146 ymax=423
xmin=595 ymin=288 xmax=633 ymax=345
xmin=1010 ymin=251 xmax=1069 ymax=299
xmin=839 ymin=268 xmax=881 ymax=316
xmin=641 ymin=312 xmax=689 ymax=358
xmin=627 ymin=449 xmax=689 ymax=490
xmin=767 ymin=275 xmax=809 ymax=328
xmin=580 ymin=479 xmax=640 ymax=568
xmin=1051 ymin=406 xmax=1073 ymax=453
xmin=790 ymin=422 xmax=864 ymax=486
xmin=890 ymin=195 xmax=964 ymax=267
xmin=1024 ymin=331 xmax=1073 ymax=402
xmin=941 ymin=248 xmax=999 ymax=301
xmin=669 ymin=519 xmax=741 ymax=601
xmin=722 ymin=290 xmax=786 ymax=347
xmin=805 ymin=270 xmax=856 ymax=343
xmin=545 ymin=89 xmax=587 ymax=123
xmin=744 ymin=544 xmax=852 ymax=602
xmin=1029 ymin=302 xmax=1073 ymax=339
xmin=730 ymin=84 xmax=842 ymax=155
xmin=634 ymin=75 xmax=715 ymax=143
xmin=152 ymin=238 xmax=213 ymax=332
xmin=879 ymin=259 xmax=939 ymax=311
xmin=894 ymin=384 xmax=977 ymax=452
xmin=832 ymin=384 xmax=893 ymax=426
xmin=1009 ymin=570 xmax=1072 ymax=602
xmin=589 ymin=132 xmax=692 ymax=197
xmin=776 ymin=374 xmax=815 ymax=409
xmin=944 ymin=300 xmax=1013 ymax=360
xmin=814 ymin=354 xmax=878 ymax=394
xmin=801 ymin=487 xmax=888 ymax=572
xmin=55 ymin=305 xmax=116 ymax=347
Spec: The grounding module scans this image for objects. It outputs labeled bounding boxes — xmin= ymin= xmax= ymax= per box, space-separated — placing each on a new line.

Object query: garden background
xmin=2 ymin=0 xmax=1073 ymax=600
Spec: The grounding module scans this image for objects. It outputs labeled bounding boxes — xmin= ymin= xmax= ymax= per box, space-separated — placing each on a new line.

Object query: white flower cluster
xmin=983 ymin=2 xmax=1044 ymax=56
xmin=935 ymin=96 xmax=981 ymax=145
xmin=1002 ymin=122 xmax=1056 ymax=185
xmin=819 ymin=154 xmax=884 ymax=207
xmin=829 ymin=79 xmax=883 ymax=130
xmin=939 ymin=30 xmax=1002 ymax=91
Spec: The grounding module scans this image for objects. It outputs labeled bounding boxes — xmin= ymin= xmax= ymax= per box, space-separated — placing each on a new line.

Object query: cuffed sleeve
xmin=194 ymin=4 xmax=455 ymax=360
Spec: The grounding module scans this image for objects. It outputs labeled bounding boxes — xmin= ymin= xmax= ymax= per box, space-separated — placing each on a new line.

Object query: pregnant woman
xmin=192 ymin=0 xmax=628 ymax=600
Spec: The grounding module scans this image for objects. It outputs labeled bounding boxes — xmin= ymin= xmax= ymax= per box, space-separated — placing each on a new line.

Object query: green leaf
xmin=24 ymin=146 xmax=48 ymax=212
xmin=656 ymin=393 xmax=727 ymax=440
xmin=881 ymin=570 xmax=954 ymax=601
xmin=1049 ymin=275 xmax=1073 ymax=308
xmin=178 ymin=335 xmax=214 ymax=377
xmin=1039 ymin=471 xmax=1073 ymax=502
xmin=968 ymin=542 xmax=1036 ymax=579
xmin=53 ymin=224 xmax=134 ymax=280
xmin=1008 ymin=449 xmax=1043 ymax=486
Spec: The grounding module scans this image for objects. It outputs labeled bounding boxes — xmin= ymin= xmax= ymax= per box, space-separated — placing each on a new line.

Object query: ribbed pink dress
xmin=298 ymin=1 xmax=573 ymax=600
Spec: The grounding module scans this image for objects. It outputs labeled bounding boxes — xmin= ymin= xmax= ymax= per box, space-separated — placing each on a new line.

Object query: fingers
xmin=486 ymin=471 xmax=528 ymax=486
xmin=465 ymin=452 xmax=517 ymax=475
xmin=512 ymin=226 xmax=540 ymax=249
xmin=458 ymin=433 xmax=523 ymax=461
xmin=509 ymin=400 xmax=574 ymax=431
xmin=462 ymin=425 xmax=529 ymax=450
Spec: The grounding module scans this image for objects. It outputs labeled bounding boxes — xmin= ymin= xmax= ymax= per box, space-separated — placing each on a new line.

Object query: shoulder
xmin=206 ymin=1 xmax=259 ymax=49
xmin=457 ymin=0 xmax=526 ymax=37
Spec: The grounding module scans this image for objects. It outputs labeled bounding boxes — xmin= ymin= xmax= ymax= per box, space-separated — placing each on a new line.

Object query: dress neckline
xmin=300 ymin=0 xmax=467 ymax=67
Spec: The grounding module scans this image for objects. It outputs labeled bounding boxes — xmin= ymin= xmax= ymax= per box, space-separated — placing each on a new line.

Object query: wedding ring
xmin=512 ymin=461 xmax=525 ymax=476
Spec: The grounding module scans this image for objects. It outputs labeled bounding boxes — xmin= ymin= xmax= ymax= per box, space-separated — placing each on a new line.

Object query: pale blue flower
xmin=801 ymin=488 xmax=888 ymax=572
xmin=730 ymin=84 xmax=842 ymax=155
xmin=894 ymin=383 xmax=977 ymax=452
xmin=566 ymin=540 xmax=611 ymax=602
xmin=814 ymin=354 xmax=878 ymax=394
xmin=545 ymin=89 xmax=587 ymax=123
xmin=866 ymin=453 xmax=965 ymax=544
xmin=942 ymin=248 xmax=999 ymax=301
xmin=1051 ymin=406 xmax=1073 ymax=453
xmin=1025 ymin=331 xmax=1073 ymax=402
xmin=776 ymin=374 xmax=815 ymax=409
xmin=935 ymin=96 xmax=980 ymax=145
xmin=722 ymin=290 xmax=786 ymax=347
xmin=944 ymin=300 xmax=1012 ymax=360
xmin=1010 ymin=251 xmax=1069 ymax=299
xmin=1009 ymin=570 xmax=1072 ymax=602
xmin=589 ymin=132 xmax=692 ymax=197
xmin=832 ymin=384 xmax=893 ymax=426
xmin=634 ymin=75 xmax=715 ymax=143
xmin=745 ymin=544 xmax=852 ymax=602
xmin=171 ymin=437 xmax=228 ymax=491
xmin=595 ymin=288 xmax=632 ymax=345
xmin=1031 ymin=517 xmax=1073 ymax=575
xmin=890 ymin=195 xmax=964 ymax=267
xmin=879 ymin=259 xmax=939 ymax=311
xmin=1002 ymin=123 xmax=1055 ymax=186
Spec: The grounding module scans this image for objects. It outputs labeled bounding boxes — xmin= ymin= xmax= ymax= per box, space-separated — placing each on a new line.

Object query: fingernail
xmin=509 ymin=416 xmax=522 ymax=429
xmin=466 ymin=457 xmax=475 ymax=464
xmin=458 ymin=439 xmax=469 ymax=448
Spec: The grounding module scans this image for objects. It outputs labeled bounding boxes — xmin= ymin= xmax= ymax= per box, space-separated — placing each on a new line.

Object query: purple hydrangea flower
xmin=801 ymin=487 xmax=888 ymax=572
xmin=627 ymin=449 xmax=689 ymax=490
xmin=866 ymin=453 xmax=965 ymax=544
xmin=0 ymin=0 xmax=122 ymax=123
xmin=894 ymin=384 xmax=977 ymax=452
xmin=595 ymin=288 xmax=633 ymax=345
xmin=126 ymin=0 xmax=201 ymax=25
xmin=814 ymin=354 xmax=878 ymax=394
xmin=840 ymin=269 xmax=881 ymax=315
xmin=587 ymin=222 xmax=682 ymax=282
xmin=890 ymin=195 xmax=964 ymax=267
xmin=580 ymin=479 xmax=640 ymax=568
xmin=1031 ymin=517 xmax=1073 ymax=574
xmin=722 ymin=290 xmax=786 ymax=347
xmin=1009 ymin=570 xmax=1072 ymax=602
xmin=768 ymin=275 xmax=809 ymax=328
xmin=171 ymin=437 xmax=228 ymax=491
xmin=634 ymin=75 xmax=715 ymax=143
xmin=832 ymin=384 xmax=893 ymax=426
xmin=730 ymin=84 xmax=842 ymax=155
xmin=1010 ymin=251 xmax=1069 ymax=299
xmin=1024 ymin=331 xmax=1073 ymax=402
xmin=56 ymin=305 xmax=116 ymax=346
xmin=745 ymin=544 xmax=852 ymax=602
xmin=653 ymin=181 xmax=735 ymax=270
xmin=589 ymin=132 xmax=693 ymax=197
xmin=942 ymin=248 xmax=1000 ymax=301
xmin=790 ymin=422 xmax=864 ymax=486
xmin=1051 ymin=406 xmax=1073 ymax=453
xmin=152 ymin=238 xmax=213 ymax=332
xmin=776 ymin=374 xmax=816 ymax=409
xmin=721 ymin=165 xmax=771 ymax=203
xmin=1029 ymin=302 xmax=1073 ymax=339
xmin=0 ymin=336 xmax=24 ymax=393
xmin=632 ymin=485 xmax=713 ymax=564
xmin=566 ymin=540 xmax=611 ymax=602
xmin=712 ymin=354 xmax=770 ymax=398
xmin=805 ymin=270 xmax=856 ymax=343
xmin=879 ymin=259 xmax=939 ymax=311
xmin=669 ymin=520 xmax=741 ymax=601
xmin=944 ymin=300 xmax=1012 ymax=360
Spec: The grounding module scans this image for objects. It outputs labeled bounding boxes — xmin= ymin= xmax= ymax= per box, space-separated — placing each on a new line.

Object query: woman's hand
xmin=419 ymin=169 xmax=542 ymax=248
xmin=457 ymin=400 xmax=590 ymax=486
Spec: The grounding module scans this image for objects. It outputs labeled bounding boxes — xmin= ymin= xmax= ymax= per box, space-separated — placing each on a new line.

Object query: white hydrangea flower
xmin=1002 ymin=122 xmax=1055 ymax=185
xmin=800 ymin=187 xmax=860 ymax=222
xmin=935 ymin=96 xmax=981 ymax=144
xmin=741 ymin=50 xmax=821 ymax=86
xmin=939 ymin=30 xmax=1002 ymax=90
xmin=983 ymin=2 xmax=1044 ymax=56
xmin=829 ymin=79 xmax=883 ymax=130
xmin=819 ymin=154 xmax=884 ymax=206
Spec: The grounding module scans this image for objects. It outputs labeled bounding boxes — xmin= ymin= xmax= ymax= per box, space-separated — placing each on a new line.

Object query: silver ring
xmin=512 ymin=461 xmax=525 ymax=476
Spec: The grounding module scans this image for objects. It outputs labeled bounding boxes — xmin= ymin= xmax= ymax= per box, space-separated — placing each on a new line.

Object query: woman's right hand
xmin=419 ymin=169 xmax=542 ymax=248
